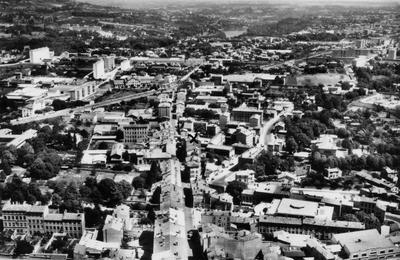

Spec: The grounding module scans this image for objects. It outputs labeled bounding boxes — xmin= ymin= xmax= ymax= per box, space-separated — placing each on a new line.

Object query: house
xmin=324 ymin=167 xmax=343 ymax=180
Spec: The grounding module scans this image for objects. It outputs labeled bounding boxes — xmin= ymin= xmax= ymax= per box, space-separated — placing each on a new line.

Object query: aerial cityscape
xmin=0 ymin=0 xmax=399 ymax=259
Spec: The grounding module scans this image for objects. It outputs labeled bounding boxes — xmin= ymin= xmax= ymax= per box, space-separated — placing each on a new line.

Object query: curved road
xmin=258 ymin=111 xmax=290 ymax=149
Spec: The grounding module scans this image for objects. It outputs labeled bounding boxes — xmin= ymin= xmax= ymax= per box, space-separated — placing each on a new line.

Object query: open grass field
xmin=296 ymin=73 xmax=351 ymax=86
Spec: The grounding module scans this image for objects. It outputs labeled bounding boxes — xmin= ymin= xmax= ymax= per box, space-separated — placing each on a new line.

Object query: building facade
xmin=123 ymin=124 xmax=150 ymax=145
xmin=2 ymin=201 xmax=85 ymax=238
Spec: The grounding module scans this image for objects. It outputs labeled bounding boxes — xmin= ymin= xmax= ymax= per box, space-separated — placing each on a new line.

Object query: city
xmin=0 ymin=0 xmax=399 ymax=259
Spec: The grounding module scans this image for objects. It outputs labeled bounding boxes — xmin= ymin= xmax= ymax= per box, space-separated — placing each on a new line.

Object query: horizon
xmin=76 ymin=0 xmax=400 ymax=9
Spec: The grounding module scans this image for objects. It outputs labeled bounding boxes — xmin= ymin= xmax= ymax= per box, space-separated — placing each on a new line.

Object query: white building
xmin=93 ymin=59 xmax=105 ymax=79
xmin=324 ymin=167 xmax=343 ymax=180
xmin=120 ymin=59 xmax=131 ymax=71
xmin=29 ymin=47 xmax=51 ymax=64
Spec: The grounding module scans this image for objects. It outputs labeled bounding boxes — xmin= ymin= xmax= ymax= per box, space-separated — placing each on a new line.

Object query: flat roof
xmin=333 ymin=229 xmax=395 ymax=254
xmin=277 ymin=198 xmax=319 ymax=218
xmin=259 ymin=215 xmax=302 ymax=226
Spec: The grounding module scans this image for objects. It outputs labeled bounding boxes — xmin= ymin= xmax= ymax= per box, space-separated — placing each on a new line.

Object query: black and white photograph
xmin=0 ymin=0 xmax=399 ymax=259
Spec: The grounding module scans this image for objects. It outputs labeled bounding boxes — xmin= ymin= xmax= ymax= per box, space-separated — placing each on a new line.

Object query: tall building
xmin=123 ymin=124 xmax=149 ymax=145
xmin=103 ymin=56 xmax=116 ymax=72
xmin=93 ymin=59 xmax=105 ymax=79
xmin=2 ymin=201 xmax=85 ymax=238
xmin=29 ymin=47 xmax=51 ymax=64
xmin=388 ymin=48 xmax=397 ymax=60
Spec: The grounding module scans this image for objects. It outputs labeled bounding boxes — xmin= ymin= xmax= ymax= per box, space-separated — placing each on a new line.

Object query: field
xmin=296 ymin=73 xmax=351 ymax=86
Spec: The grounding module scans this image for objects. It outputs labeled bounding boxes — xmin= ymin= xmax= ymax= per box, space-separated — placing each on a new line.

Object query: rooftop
xmin=333 ymin=229 xmax=395 ymax=254
xmin=277 ymin=198 xmax=319 ymax=218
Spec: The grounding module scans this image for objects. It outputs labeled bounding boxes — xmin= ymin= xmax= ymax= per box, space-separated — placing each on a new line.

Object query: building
xmin=355 ymin=39 xmax=367 ymax=49
xmin=219 ymin=112 xmax=230 ymax=129
xmin=22 ymin=97 xmax=46 ymax=118
xmin=2 ymin=201 xmax=85 ymax=238
xmin=258 ymin=215 xmax=365 ymax=240
xmin=0 ymin=129 xmax=38 ymax=148
xmin=93 ymin=59 xmax=105 ymax=79
xmin=29 ymin=47 xmax=51 ymax=64
xmin=388 ymin=48 xmax=397 ymax=60
xmin=324 ymin=167 xmax=343 ymax=180
xmin=235 ymin=170 xmax=255 ymax=187
xmin=44 ymin=212 xmax=85 ymax=238
xmin=332 ymin=229 xmax=400 ymax=260
xmin=201 ymin=224 xmax=263 ymax=260
xmin=152 ymin=160 xmax=190 ymax=260
xmin=311 ymin=134 xmax=340 ymax=156
xmin=232 ymin=105 xmax=263 ymax=124
xmin=103 ymin=56 xmax=115 ymax=72
xmin=103 ymin=215 xmax=124 ymax=244
xmin=158 ymin=102 xmax=171 ymax=118
xmin=123 ymin=124 xmax=149 ymax=145
xmin=51 ymin=81 xmax=97 ymax=101
xmin=120 ymin=59 xmax=131 ymax=71
xmin=332 ymin=48 xmax=375 ymax=59
xmin=234 ymin=127 xmax=255 ymax=147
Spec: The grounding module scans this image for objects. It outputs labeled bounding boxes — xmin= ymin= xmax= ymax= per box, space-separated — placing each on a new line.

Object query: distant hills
xmin=75 ymin=0 xmax=400 ymax=9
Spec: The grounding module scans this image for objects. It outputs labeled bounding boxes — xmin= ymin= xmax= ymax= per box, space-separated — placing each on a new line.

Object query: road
xmin=385 ymin=212 xmax=400 ymax=227
xmin=0 ymin=58 xmax=30 ymax=68
xmin=258 ymin=111 xmax=290 ymax=149
xmin=10 ymin=60 xmax=202 ymax=125
xmin=10 ymin=90 xmax=156 ymax=125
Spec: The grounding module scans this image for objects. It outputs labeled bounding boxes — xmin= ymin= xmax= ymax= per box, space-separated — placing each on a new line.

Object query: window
xmin=389 ymin=249 xmax=394 ymax=253
xmin=361 ymin=253 xmax=367 ymax=257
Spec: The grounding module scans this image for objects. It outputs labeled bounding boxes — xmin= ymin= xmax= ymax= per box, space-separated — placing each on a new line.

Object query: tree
xmin=132 ymin=176 xmax=146 ymax=189
xmin=147 ymin=208 xmax=156 ymax=223
xmin=176 ymin=139 xmax=187 ymax=163
xmin=29 ymin=158 xmax=53 ymax=180
xmin=226 ymin=180 xmax=247 ymax=205
xmin=97 ymin=142 xmax=108 ymax=150
xmin=51 ymin=193 xmax=62 ymax=208
xmin=61 ymin=182 xmax=81 ymax=211
xmin=342 ymin=213 xmax=359 ymax=222
xmin=116 ymin=129 xmax=124 ymax=141
xmin=14 ymin=240 xmax=33 ymax=256
xmin=149 ymin=186 xmax=161 ymax=204
xmin=117 ymin=180 xmax=133 ymax=199
xmin=286 ymin=137 xmax=298 ymax=154
xmin=52 ymin=99 xmax=67 ymax=111
xmin=146 ymin=162 xmax=162 ymax=188
xmin=2 ymin=149 xmax=16 ymax=165
xmin=98 ymin=178 xmax=124 ymax=207
xmin=84 ymin=205 xmax=103 ymax=228
xmin=122 ymin=151 xmax=130 ymax=161
xmin=2 ymin=161 xmax=12 ymax=175
xmin=11 ymin=190 xmax=24 ymax=204
xmin=183 ymin=188 xmax=193 ymax=208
